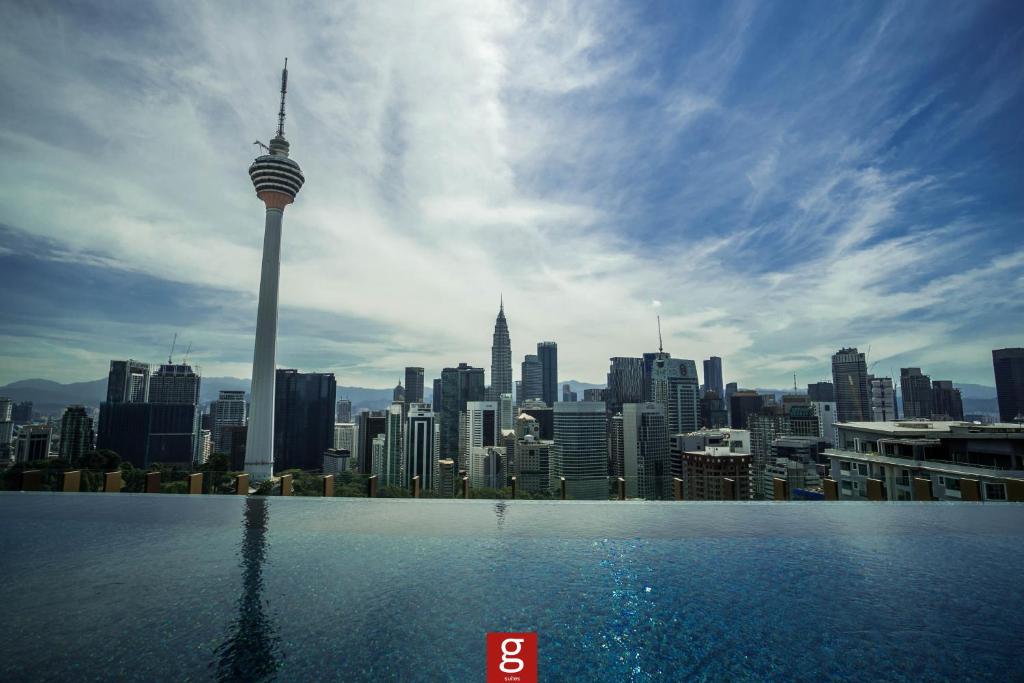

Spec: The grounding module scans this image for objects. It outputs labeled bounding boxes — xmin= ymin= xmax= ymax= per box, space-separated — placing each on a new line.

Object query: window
xmin=945 ymin=478 xmax=961 ymax=491
xmin=857 ymin=463 xmax=868 ymax=476
xmin=841 ymin=481 xmax=852 ymax=493
xmin=840 ymin=461 xmax=851 ymax=474
xmin=985 ymin=483 xmax=1007 ymax=501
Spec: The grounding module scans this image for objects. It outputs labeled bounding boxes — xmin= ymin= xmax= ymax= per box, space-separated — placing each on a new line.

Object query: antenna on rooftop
xmin=276 ymin=58 xmax=288 ymax=138
xmin=657 ymin=315 xmax=663 ymax=354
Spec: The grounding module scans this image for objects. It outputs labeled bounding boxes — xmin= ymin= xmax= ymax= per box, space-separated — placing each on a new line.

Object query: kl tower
xmin=245 ymin=59 xmax=304 ymax=482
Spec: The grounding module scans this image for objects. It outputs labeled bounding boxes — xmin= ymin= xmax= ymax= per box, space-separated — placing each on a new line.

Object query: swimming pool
xmin=1 ymin=493 xmax=1021 ymax=681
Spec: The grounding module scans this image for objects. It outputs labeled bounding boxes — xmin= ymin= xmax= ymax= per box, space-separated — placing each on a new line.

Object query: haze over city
xmin=1 ymin=0 xmax=1022 ymax=388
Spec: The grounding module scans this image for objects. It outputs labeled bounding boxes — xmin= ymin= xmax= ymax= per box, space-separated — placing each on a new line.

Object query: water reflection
xmin=213 ymin=497 xmax=281 ymax=681
xmin=493 ymin=500 xmax=507 ymax=530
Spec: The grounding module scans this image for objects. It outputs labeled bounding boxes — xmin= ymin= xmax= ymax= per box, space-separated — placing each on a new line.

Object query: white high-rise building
xmin=499 ymin=393 xmax=514 ymax=432
xmin=652 ymin=358 xmax=700 ymax=435
xmin=870 ymin=377 xmax=898 ymax=422
xmin=371 ymin=434 xmax=386 ymax=478
xmin=334 ymin=422 xmax=356 ymax=452
xmin=245 ymin=61 xmax=305 ymax=482
xmin=460 ymin=401 xmax=499 ymax=486
xmin=812 ymin=401 xmax=837 ymax=445
xmin=551 ymin=402 xmax=608 ymax=500
xmin=212 ymin=390 xmax=247 ymax=454
xmin=622 ymin=403 xmax=670 ymax=499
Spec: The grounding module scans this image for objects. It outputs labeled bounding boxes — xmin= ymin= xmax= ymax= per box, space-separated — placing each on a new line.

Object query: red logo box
xmin=486 ymin=632 xmax=538 ymax=683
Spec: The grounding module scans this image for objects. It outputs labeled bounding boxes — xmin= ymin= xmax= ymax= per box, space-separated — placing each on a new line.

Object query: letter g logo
xmin=499 ymin=638 xmax=525 ymax=673
xmin=487 ymin=632 xmax=537 ymax=683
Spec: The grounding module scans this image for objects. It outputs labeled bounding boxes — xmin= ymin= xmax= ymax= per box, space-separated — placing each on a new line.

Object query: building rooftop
xmin=836 ymin=421 xmax=1024 ymax=437
xmin=825 ymin=448 xmax=1024 ymax=480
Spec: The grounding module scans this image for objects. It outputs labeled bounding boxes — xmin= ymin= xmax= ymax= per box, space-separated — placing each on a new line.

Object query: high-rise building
xmin=460 ymin=400 xmax=499 ymax=483
xmin=498 ymin=393 xmax=514 ymax=432
xmin=371 ymin=434 xmax=386 ymax=478
xmin=806 ymin=382 xmax=835 ymax=402
xmin=15 ymin=425 xmax=53 ymax=463
xmin=149 ymin=363 xmax=201 ymax=404
xmin=106 ymin=360 xmax=150 ymax=403
xmin=729 ymin=391 xmax=761 ymax=430
xmin=622 ymin=403 xmax=670 ymax=499
xmin=551 ymin=402 xmax=607 ymax=500
xmin=812 ymin=401 xmax=837 ymax=445
xmin=538 ymin=341 xmax=558 ymax=406
xmin=392 ymin=381 xmax=405 ymax=403
xmin=404 ymin=367 xmax=425 ymax=404
xmin=583 ymin=388 xmax=605 ymax=403
xmin=763 ymin=436 xmax=831 ymax=500
xmin=211 ymin=390 xmax=247 ymax=454
xmin=748 ymin=409 xmax=790 ymax=500
xmin=676 ymin=441 xmax=752 ymax=501
xmin=520 ymin=355 xmax=543 ymax=404
xmin=609 ymin=412 xmax=625 ymax=478
xmin=651 ymin=358 xmax=700 ymax=435
xmin=11 ymin=401 xmax=33 ymax=424
xmin=0 ymin=397 xmax=12 ymax=460
xmin=899 ymin=368 xmax=932 ymax=419
xmin=992 ymin=348 xmax=1024 ymax=423
xmin=521 ymin=402 xmax=554 ymax=440
xmin=869 ymin=376 xmax=898 ymax=422
xmin=512 ymin=435 xmax=553 ymax=495
xmin=58 ymin=405 xmax=94 ymax=462
xmin=703 ymin=357 xmax=724 ymax=398
xmin=333 ymin=422 xmax=356 ymax=453
xmin=437 ymin=459 xmax=457 ymax=497
xmin=439 ymin=363 xmax=486 ymax=461
xmin=700 ymin=390 xmax=729 ymax=429
xmin=323 ymin=448 xmax=352 ymax=476
xmin=384 ymin=402 xmax=405 ymax=486
xmin=273 ymin=369 xmax=335 ymax=472
xmin=642 ymin=351 xmax=671 ymax=402
xmin=432 ymin=379 xmax=442 ymax=412
xmin=355 ymin=410 xmax=386 ymax=474
xmin=562 ymin=384 xmax=578 ymax=402
xmin=607 ymin=357 xmax=645 ymax=415
xmin=97 ymin=403 xmax=197 ymax=467
xmin=831 ymin=347 xmax=871 ymax=423
xmin=405 ymin=403 xmax=435 ymax=490
xmin=246 ymin=61 xmax=305 ymax=483
xmin=931 ymin=381 xmax=964 ymax=421
xmin=490 ymin=300 xmax=513 ymax=399
xmin=335 ymin=398 xmax=352 ymax=424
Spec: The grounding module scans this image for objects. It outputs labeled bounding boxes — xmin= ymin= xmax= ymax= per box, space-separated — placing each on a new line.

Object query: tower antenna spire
xmin=657 ymin=315 xmax=663 ymax=354
xmin=276 ymin=58 xmax=289 ymax=138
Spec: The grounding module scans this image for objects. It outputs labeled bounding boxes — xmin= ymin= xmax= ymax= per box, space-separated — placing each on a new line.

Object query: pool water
xmin=1 ymin=493 xmax=1022 ymax=681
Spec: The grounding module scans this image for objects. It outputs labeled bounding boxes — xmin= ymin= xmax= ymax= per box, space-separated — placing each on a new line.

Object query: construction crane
xmin=182 ymin=342 xmax=193 ymax=366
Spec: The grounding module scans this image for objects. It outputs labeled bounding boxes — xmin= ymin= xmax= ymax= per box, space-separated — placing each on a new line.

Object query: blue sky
xmin=0 ymin=0 xmax=1021 ymax=389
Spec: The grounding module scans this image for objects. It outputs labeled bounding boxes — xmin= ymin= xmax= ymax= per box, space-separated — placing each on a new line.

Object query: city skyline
xmin=1 ymin=1 xmax=1023 ymax=389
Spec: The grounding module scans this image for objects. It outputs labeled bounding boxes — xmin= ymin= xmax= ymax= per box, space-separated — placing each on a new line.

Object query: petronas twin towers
xmin=490 ymin=298 xmax=512 ymax=398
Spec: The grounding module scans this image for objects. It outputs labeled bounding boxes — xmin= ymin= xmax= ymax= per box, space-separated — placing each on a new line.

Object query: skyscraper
xmin=831 ymin=347 xmax=871 ymax=423
xmin=899 ymin=368 xmax=932 ymax=419
xmin=806 ymin=381 xmax=835 ymax=402
xmin=520 ymin=355 xmax=543 ymax=404
xmin=273 ymin=369 xmax=335 ymax=472
xmin=439 ymin=363 xmax=486 ymax=460
xmin=562 ymin=384 xmax=578 ymax=402
xmin=622 ymin=403 xmax=670 ymax=500
xmin=607 ymin=357 xmax=644 ymax=415
xmin=931 ymin=380 xmax=964 ymax=420
xmin=106 ymin=359 xmax=150 ymax=403
xmin=58 ymin=405 xmax=94 ymax=462
xmin=538 ymin=341 xmax=558 ymax=406
xmin=992 ymin=348 xmax=1024 ymax=422
xmin=384 ymin=401 xmax=405 ymax=486
xmin=461 ymin=400 xmax=499 ymax=486
xmin=405 ymin=403 xmax=436 ymax=490
xmin=393 ymin=381 xmax=405 ymax=403
xmin=490 ymin=299 xmax=513 ymax=399
xmin=651 ymin=357 xmax=700 ymax=434
xmin=335 ymin=398 xmax=352 ymax=423
xmin=212 ymin=390 xmax=247 ymax=454
xmin=869 ymin=376 xmax=898 ymax=421
xmin=551 ymin=402 xmax=608 ymax=500
xmin=246 ymin=61 xmax=305 ymax=482
xmin=356 ymin=410 xmax=386 ymax=474
xmin=432 ymin=379 xmax=442 ymax=412
xmin=149 ymin=363 xmax=201 ymax=404
xmin=730 ymin=390 xmax=762 ymax=430
xmin=642 ymin=351 xmax=671 ymax=402
xmin=404 ymin=367 xmax=425 ymax=404
xmin=703 ymin=357 xmax=724 ymax=398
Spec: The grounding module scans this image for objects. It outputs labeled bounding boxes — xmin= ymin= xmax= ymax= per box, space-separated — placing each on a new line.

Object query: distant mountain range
xmin=0 ymin=377 xmax=998 ymax=418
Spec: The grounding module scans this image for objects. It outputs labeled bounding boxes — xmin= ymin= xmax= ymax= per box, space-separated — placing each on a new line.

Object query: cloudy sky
xmin=1 ymin=0 xmax=1022 ymax=389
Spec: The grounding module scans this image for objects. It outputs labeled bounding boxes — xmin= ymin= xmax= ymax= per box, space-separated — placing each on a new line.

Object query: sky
xmin=1 ymin=0 xmax=1022 ymax=390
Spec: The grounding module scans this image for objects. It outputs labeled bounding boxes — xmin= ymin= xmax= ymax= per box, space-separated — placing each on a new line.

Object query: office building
xmin=827 ymin=421 xmax=1024 ymax=501
xmin=58 ymin=405 xmax=94 ymax=462
xmin=392 ymin=381 xmax=405 ymax=403
xmin=432 ymin=378 xmax=442 ymax=412
xmin=812 ymin=401 xmax=838 ymax=445
xmin=729 ymin=391 xmax=761 ymax=430
xmin=869 ymin=376 xmax=898 ymax=421
xmin=607 ymin=357 xmax=644 ymax=415
xmin=383 ymin=402 xmax=405 ymax=486
xmin=273 ymin=369 xmax=336 ymax=472
xmin=622 ymin=403 xmax=670 ymax=500
xmin=370 ymin=434 xmax=386 ymax=478
xmin=831 ymin=347 xmax=871 ymax=423
xmin=642 ymin=351 xmax=670 ymax=402
xmin=490 ymin=300 xmax=513 ymax=400
xmin=106 ymin=360 xmax=150 ymax=403
xmin=538 ymin=341 xmax=558 ymax=406
xmin=551 ymin=402 xmax=607 ymax=500
xmin=11 ymin=401 xmax=33 ymax=424
xmin=211 ymin=390 xmax=247 ymax=454
xmin=498 ymin=393 xmax=514 ymax=431
xmin=608 ymin=413 xmax=624 ymax=478
xmin=149 ymin=363 xmax=201 ymax=405
xmin=703 ymin=357 xmax=724 ymax=398
xmin=562 ymin=384 xmax=578 ymax=402
xmin=460 ymin=400 xmax=499 ymax=481
xmin=700 ymin=390 xmax=728 ymax=429
xmin=930 ymin=380 xmax=964 ymax=421
xmin=356 ymin=410 xmax=386 ymax=474
xmin=512 ymin=435 xmax=553 ymax=495
xmin=323 ymin=448 xmax=352 ymax=476
xmin=763 ymin=436 xmax=831 ymax=500
xmin=15 ymin=425 xmax=53 ymax=463
xmin=439 ymin=363 xmax=486 ymax=461
xmin=993 ymin=348 xmax=1024 ymax=422
xmin=0 ymin=398 xmax=12 ymax=460
xmin=806 ymin=382 xmax=835 ymax=403
xmin=437 ymin=459 xmax=457 ymax=497
xmin=335 ymin=398 xmax=352 ymax=424
xmin=334 ymin=422 xmax=356 ymax=453
xmin=98 ymin=402 xmax=197 ymax=468
xmin=405 ymin=403 xmax=436 ymax=490
xmin=670 ymin=428 xmax=750 ymax=476
xmin=748 ymin=408 xmax=790 ymax=499
xmin=404 ymin=367 xmax=424 ymax=404
xmin=899 ymin=368 xmax=932 ymax=419
xmin=521 ymin=402 xmax=554 ymax=440
xmin=246 ymin=61 xmax=306 ymax=483
xmin=221 ymin=425 xmax=248 ymax=471
xmin=198 ymin=429 xmax=213 ymax=464
xmin=651 ymin=357 xmax=700 ymax=434
xmin=520 ymin=355 xmax=542 ymax=405
xmin=583 ymin=388 xmax=605 ymax=403
xmin=677 ymin=446 xmax=751 ymax=500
